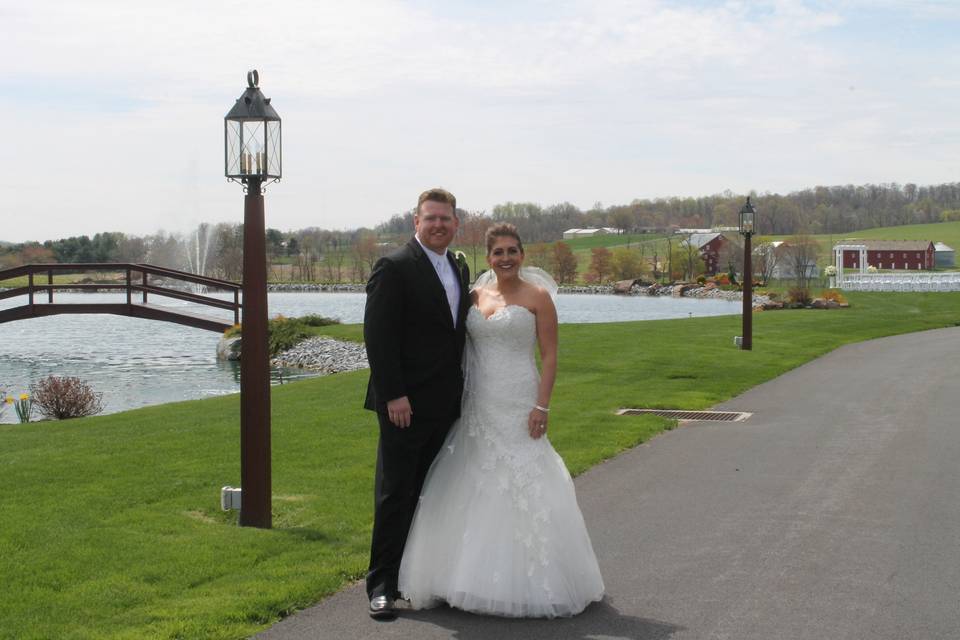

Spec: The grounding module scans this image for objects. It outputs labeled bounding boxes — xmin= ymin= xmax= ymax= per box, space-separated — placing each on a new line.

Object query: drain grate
xmin=617 ymin=408 xmax=752 ymax=422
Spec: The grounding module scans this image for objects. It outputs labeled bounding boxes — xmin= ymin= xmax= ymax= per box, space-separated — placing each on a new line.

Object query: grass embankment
xmin=2 ymin=293 xmax=960 ymax=639
xmin=0 ymin=273 xmax=123 ymax=289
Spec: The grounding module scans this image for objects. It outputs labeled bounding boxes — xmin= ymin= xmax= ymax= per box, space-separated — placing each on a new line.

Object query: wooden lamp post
xmin=738 ymin=196 xmax=756 ymax=351
xmin=224 ymin=69 xmax=281 ymax=528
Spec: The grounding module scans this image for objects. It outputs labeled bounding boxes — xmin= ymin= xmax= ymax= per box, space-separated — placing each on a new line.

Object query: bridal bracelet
xmin=534 ymin=405 xmax=550 ymax=413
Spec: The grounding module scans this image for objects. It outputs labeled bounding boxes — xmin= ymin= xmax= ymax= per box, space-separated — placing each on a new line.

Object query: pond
xmin=0 ymin=292 xmax=739 ymax=422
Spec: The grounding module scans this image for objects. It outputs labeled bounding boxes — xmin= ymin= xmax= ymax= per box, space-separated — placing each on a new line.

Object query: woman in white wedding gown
xmin=398 ymin=223 xmax=604 ymax=618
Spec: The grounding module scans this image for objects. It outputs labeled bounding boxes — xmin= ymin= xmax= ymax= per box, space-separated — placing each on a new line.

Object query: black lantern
xmin=225 ymin=70 xmax=281 ymax=183
xmin=739 ymin=196 xmax=756 ymax=237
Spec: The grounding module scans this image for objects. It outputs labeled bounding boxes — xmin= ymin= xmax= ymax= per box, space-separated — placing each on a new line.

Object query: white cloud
xmin=2 ymin=0 xmax=958 ymax=242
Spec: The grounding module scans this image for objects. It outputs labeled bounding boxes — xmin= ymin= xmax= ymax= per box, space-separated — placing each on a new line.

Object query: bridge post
xmin=239 ymin=176 xmax=272 ymax=528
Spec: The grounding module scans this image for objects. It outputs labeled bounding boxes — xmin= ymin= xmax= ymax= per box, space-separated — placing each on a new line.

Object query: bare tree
xmin=552 ymin=242 xmax=578 ymax=285
xmin=351 ymin=231 xmax=382 ymax=282
xmin=526 ymin=242 xmax=552 ymax=271
xmin=610 ymin=247 xmax=647 ymax=281
xmin=678 ymin=238 xmax=706 ymax=281
xmin=458 ymin=211 xmax=491 ymax=275
xmin=784 ymin=234 xmax=820 ymax=290
xmin=717 ymin=238 xmax=744 ymax=282
xmin=753 ymin=239 xmax=782 ymax=285
xmin=586 ymin=247 xmax=613 ymax=284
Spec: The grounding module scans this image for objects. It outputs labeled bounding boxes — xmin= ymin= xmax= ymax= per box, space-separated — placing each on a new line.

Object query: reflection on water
xmin=0 ymin=291 xmax=738 ymax=422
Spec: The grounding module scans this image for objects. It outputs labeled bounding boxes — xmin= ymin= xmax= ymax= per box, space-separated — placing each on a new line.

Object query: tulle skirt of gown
xmin=398 ymin=305 xmax=604 ymax=617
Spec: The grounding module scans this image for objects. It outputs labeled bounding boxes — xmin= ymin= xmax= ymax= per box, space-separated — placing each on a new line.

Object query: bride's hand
xmin=527 ymin=407 xmax=548 ymax=439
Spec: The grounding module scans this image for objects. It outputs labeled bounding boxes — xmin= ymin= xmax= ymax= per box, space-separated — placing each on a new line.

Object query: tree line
xmin=378 ymin=181 xmax=960 ymax=241
xmin=3 ymin=181 xmax=959 ymax=283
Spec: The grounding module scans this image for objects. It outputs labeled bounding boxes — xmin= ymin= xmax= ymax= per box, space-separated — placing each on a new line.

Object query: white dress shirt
xmin=415 ymin=235 xmax=460 ymax=327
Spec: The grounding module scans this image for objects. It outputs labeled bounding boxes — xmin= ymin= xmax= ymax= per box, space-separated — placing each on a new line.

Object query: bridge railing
xmin=0 ymin=263 xmax=242 ymax=326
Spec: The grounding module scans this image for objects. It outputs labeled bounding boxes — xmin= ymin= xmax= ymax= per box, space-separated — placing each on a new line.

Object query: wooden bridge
xmin=0 ymin=263 xmax=241 ymax=332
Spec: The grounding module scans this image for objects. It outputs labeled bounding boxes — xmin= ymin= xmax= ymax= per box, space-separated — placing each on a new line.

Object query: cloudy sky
xmin=3 ymin=0 xmax=959 ymax=243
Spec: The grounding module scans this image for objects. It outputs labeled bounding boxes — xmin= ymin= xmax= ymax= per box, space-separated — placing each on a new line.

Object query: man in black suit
xmin=363 ymin=188 xmax=471 ymax=619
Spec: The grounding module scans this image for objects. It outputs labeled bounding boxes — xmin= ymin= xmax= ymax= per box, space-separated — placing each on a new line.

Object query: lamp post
xmin=738 ymin=196 xmax=756 ymax=351
xmin=225 ymin=70 xmax=281 ymax=528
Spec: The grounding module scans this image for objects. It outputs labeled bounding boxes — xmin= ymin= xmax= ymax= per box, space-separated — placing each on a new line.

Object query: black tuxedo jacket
xmin=363 ymin=238 xmax=471 ymax=419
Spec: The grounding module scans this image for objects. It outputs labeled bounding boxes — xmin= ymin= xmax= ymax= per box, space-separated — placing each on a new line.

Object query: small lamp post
xmin=225 ymin=70 xmax=281 ymax=528
xmin=738 ymin=196 xmax=756 ymax=351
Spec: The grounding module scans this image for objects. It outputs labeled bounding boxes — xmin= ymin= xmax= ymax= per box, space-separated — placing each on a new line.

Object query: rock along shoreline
xmin=217 ymin=334 xmax=369 ymax=375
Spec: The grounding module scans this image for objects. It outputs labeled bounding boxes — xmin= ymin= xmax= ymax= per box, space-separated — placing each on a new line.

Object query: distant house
xmin=686 ymin=232 xmax=731 ymax=275
xmin=759 ymin=241 xmax=819 ymax=280
xmin=834 ymin=240 xmax=935 ymax=270
xmin=561 ymin=228 xmax=621 ymax=239
xmin=934 ymin=242 xmax=955 ymax=267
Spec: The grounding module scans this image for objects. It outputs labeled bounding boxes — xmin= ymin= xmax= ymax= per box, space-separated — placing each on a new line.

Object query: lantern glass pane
xmin=226 ymin=120 xmax=243 ymax=176
xmin=239 ymin=121 xmax=265 ymax=175
xmin=266 ymin=121 xmax=281 ymax=177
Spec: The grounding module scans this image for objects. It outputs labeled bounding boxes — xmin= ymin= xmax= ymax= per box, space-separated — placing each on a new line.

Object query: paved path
xmin=256 ymin=326 xmax=960 ymax=640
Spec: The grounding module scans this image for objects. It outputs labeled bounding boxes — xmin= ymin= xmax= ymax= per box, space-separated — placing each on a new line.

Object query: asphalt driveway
xmin=256 ymin=326 xmax=960 ymax=640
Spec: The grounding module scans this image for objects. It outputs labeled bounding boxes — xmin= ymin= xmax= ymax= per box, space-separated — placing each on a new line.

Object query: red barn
xmin=838 ymin=240 xmax=935 ymax=270
xmin=687 ymin=233 xmax=731 ymax=275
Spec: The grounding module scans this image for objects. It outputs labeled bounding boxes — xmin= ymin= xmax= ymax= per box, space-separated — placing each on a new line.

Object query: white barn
xmin=562 ymin=228 xmax=621 ymax=239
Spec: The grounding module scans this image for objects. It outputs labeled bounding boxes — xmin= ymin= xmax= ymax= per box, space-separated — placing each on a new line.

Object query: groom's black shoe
xmin=369 ymin=595 xmax=396 ymax=620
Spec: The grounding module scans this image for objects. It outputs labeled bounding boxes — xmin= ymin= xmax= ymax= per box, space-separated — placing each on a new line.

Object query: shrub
xmin=30 ymin=376 xmax=104 ymax=420
xmin=696 ymin=275 xmax=706 ymax=285
xmin=821 ymin=289 xmax=847 ymax=304
xmin=268 ymin=316 xmax=312 ymax=355
xmin=787 ymin=287 xmax=812 ymax=306
xmin=225 ymin=314 xmax=336 ymax=357
xmin=298 ymin=314 xmax=340 ymax=327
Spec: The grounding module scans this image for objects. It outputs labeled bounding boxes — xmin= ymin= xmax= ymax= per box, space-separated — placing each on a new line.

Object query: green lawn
xmin=2 ymin=293 xmax=959 ymax=639
xmin=0 ymin=272 xmax=126 ymax=288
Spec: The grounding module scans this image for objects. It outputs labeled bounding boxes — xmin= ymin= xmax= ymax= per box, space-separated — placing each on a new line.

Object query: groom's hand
xmin=387 ymin=396 xmax=413 ymax=428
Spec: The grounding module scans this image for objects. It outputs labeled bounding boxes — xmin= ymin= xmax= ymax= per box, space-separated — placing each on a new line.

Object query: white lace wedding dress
xmin=398 ymin=302 xmax=605 ymax=618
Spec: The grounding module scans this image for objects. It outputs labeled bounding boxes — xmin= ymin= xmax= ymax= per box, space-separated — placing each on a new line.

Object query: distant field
xmin=558 ymin=233 xmax=666 ymax=250
xmin=837 ymin=220 xmax=960 ymax=252
xmin=521 ymin=234 xmax=669 ymax=280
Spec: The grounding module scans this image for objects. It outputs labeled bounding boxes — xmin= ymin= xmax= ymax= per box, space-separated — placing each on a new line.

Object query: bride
xmin=398 ymin=223 xmax=605 ymax=618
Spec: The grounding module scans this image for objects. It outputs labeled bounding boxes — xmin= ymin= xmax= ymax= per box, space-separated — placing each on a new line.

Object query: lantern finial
xmin=247 ymin=69 xmax=259 ymax=88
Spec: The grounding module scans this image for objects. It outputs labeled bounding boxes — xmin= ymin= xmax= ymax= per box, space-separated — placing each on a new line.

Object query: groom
xmin=363 ymin=188 xmax=471 ymax=619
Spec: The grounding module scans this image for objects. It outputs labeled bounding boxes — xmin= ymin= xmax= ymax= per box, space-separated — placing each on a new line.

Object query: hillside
xmin=768 ymin=221 xmax=960 ymax=267
xmin=836 ymin=221 xmax=960 ymax=251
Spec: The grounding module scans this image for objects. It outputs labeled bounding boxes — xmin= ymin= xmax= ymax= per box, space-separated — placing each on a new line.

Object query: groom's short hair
xmin=417 ymin=188 xmax=457 ymax=215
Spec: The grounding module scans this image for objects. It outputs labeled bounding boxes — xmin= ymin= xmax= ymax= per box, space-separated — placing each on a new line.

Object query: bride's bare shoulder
xmin=520 ymin=283 xmax=553 ymax=314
